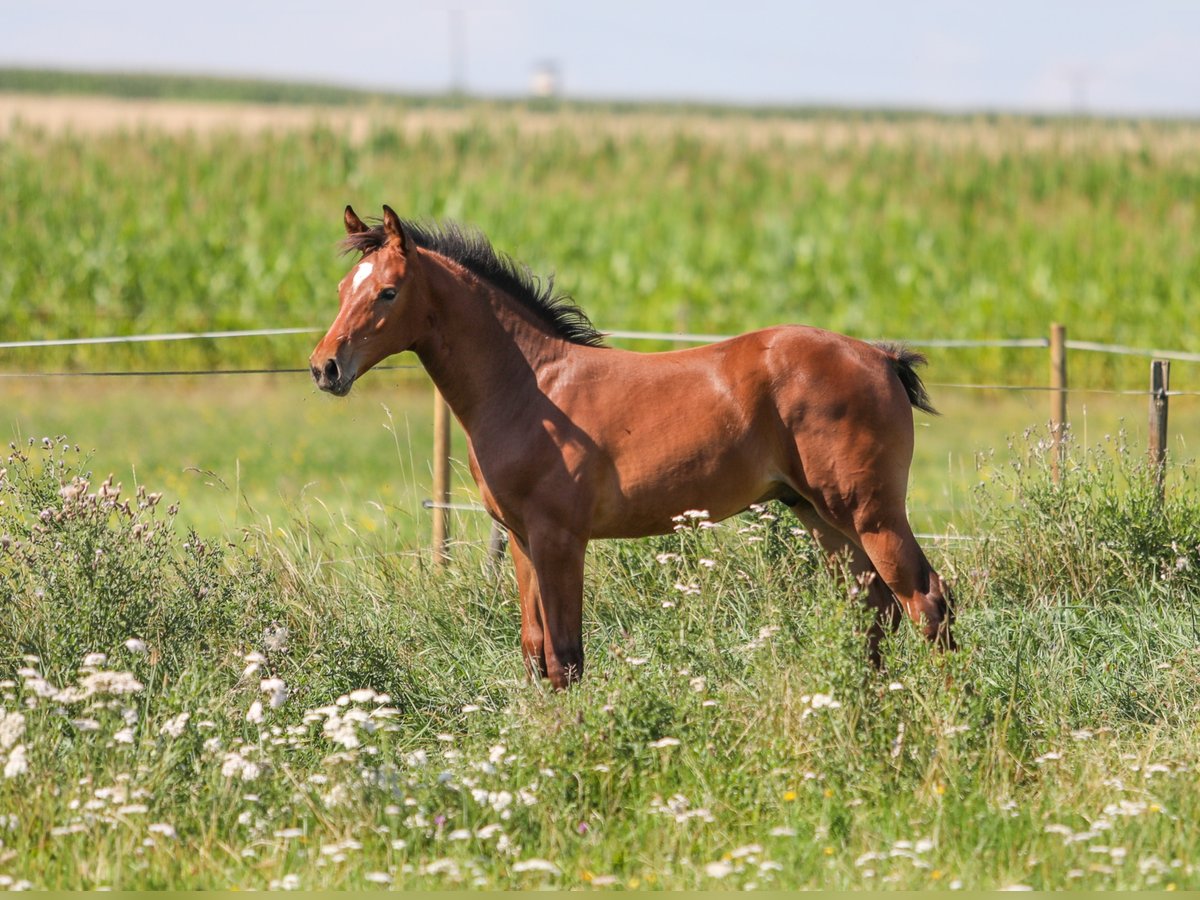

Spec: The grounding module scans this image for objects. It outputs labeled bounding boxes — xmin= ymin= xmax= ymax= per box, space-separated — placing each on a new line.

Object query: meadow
xmin=2 ymin=83 xmax=1200 ymax=888
xmin=1 ymin=433 xmax=1200 ymax=889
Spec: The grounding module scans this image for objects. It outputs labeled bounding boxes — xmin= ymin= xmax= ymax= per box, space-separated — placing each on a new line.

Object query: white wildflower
xmin=75 ymin=670 xmax=144 ymax=698
xmin=490 ymin=790 xmax=514 ymax=813
xmin=242 ymin=651 xmax=266 ymax=679
xmin=0 ymin=711 xmax=25 ymax=749
xmin=220 ymin=750 xmax=261 ymax=781
xmin=422 ymin=858 xmax=461 ymax=878
xmin=364 ymin=872 xmax=392 ymax=884
xmin=512 ymin=858 xmax=560 ymax=875
xmin=112 ymin=727 xmax=136 ymax=744
xmin=731 ymin=844 xmax=763 ymax=859
xmin=81 ymin=652 xmax=108 ymax=668
xmin=648 ymin=737 xmax=681 ymax=749
xmin=260 ymin=677 xmax=288 ymax=709
xmin=650 ymin=793 xmax=714 ymax=824
xmin=3 ymin=745 xmax=27 ymax=778
xmin=349 ymin=688 xmax=376 ymax=703
xmin=246 ymin=701 xmax=264 ymax=724
xmin=123 ymin=638 xmax=148 ymax=655
xmin=705 ymin=860 xmax=734 ymax=878
xmin=447 ymin=828 xmax=472 ymax=841
xmin=148 ymin=822 xmax=176 ymax=839
xmin=159 ymin=713 xmax=190 ymax=738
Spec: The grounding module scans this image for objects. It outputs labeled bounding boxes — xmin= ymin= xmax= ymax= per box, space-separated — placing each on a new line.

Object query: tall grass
xmin=2 ymin=114 xmax=1198 ymax=386
xmin=2 ymin=432 xmax=1198 ymax=889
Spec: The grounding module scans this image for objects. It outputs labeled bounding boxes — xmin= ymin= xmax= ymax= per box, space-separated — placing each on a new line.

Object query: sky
xmin=3 ymin=1 xmax=1200 ymax=115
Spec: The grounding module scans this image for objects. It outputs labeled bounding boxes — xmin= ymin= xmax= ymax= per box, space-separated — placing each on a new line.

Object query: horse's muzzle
xmin=310 ymin=356 xmax=354 ymax=396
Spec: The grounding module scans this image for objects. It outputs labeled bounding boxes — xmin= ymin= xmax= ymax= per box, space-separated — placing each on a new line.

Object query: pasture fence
xmin=2 ymin=323 xmax=1197 ymax=562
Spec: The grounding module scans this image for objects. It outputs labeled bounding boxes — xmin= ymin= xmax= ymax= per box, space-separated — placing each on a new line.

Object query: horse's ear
xmin=382 ymin=205 xmax=408 ymax=253
xmin=344 ymin=205 xmax=368 ymax=235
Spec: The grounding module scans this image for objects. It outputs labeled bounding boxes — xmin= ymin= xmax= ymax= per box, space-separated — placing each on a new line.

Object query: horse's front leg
xmin=508 ymin=532 xmax=548 ymax=681
xmin=525 ymin=527 xmax=587 ymax=689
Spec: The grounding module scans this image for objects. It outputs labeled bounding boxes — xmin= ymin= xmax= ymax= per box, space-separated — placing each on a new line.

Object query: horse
xmin=311 ymin=205 xmax=955 ymax=689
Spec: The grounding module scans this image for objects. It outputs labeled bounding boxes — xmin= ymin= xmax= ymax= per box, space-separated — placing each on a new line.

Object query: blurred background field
xmin=2 ymin=83 xmax=1198 ymax=391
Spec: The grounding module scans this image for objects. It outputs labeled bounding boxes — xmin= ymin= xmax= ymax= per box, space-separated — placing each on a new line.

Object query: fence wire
xmin=2 ymin=326 xmax=1197 ymax=394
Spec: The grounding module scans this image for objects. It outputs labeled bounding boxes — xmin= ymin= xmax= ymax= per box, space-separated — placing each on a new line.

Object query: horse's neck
xmin=412 ymin=257 xmax=567 ymax=430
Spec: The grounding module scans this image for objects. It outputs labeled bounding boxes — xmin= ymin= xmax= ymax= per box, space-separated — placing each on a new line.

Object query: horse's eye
xmin=378 ymin=287 xmax=397 ymax=301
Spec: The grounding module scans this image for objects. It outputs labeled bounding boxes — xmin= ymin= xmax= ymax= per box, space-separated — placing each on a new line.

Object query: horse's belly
xmin=589 ymin=444 xmax=777 ymax=539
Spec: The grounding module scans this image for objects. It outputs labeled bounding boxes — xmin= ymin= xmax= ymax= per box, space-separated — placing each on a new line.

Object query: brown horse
xmin=311 ymin=205 xmax=954 ymax=688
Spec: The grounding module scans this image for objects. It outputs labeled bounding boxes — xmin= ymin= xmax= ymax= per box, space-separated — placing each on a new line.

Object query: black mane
xmin=342 ymin=220 xmax=607 ymax=349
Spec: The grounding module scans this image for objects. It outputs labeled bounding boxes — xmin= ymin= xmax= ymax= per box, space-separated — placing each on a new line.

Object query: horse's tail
xmin=875 ymin=342 xmax=938 ymax=416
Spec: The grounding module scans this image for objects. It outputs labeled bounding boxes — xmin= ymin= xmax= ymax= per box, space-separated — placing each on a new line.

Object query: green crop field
xmin=2 ymin=90 xmax=1199 ymax=386
xmin=2 ymin=78 xmax=1200 ymax=889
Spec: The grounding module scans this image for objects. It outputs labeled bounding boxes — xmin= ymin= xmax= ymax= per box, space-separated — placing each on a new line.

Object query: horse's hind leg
xmin=854 ymin=516 xmax=955 ymax=651
xmin=789 ymin=501 xmax=903 ymax=664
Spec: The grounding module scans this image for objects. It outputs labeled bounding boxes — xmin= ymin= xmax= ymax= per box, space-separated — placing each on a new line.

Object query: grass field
xmin=3 ymin=77 xmax=1200 ymax=889
xmin=2 ymin=432 xmax=1200 ymax=889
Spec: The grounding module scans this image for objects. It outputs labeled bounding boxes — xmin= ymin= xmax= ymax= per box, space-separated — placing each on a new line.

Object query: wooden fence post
xmin=1149 ymin=359 xmax=1170 ymax=506
xmin=1049 ymin=323 xmax=1067 ymax=483
xmin=432 ymin=387 xmax=451 ymax=565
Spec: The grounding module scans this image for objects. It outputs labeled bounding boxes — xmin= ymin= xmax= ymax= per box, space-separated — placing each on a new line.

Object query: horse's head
xmin=310 ymin=205 xmax=425 ymax=396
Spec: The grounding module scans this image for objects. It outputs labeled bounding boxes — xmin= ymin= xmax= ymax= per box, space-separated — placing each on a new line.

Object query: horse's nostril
xmin=310 ymin=364 xmax=321 ymax=384
xmin=323 ymin=358 xmax=340 ymax=383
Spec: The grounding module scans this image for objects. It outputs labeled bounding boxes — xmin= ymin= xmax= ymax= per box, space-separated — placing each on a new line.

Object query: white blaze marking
xmin=352 ymin=262 xmax=374 ymax=291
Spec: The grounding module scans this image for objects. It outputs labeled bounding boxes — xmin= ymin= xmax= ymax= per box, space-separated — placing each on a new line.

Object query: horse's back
xmin=554 ymin=324 xmax=912 ymax=537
